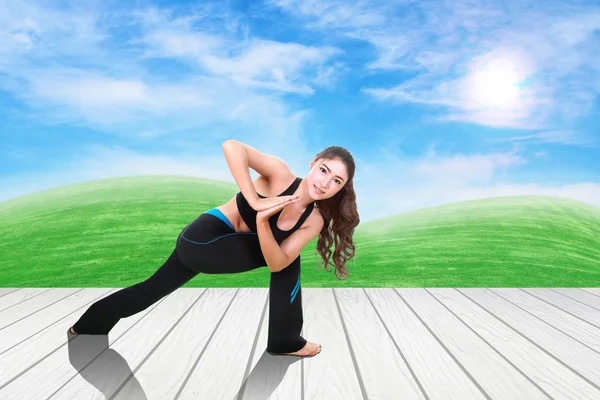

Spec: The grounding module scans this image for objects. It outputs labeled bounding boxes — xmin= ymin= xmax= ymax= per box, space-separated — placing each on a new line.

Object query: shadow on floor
xmin=66 ymin=330 xmax=147 ymax=400
xmin=234 ymin=350 xmax=304 ymax=400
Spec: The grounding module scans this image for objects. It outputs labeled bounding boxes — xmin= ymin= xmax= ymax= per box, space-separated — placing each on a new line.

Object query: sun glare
xmin=466 ymin=57 xmax=524 ymax=109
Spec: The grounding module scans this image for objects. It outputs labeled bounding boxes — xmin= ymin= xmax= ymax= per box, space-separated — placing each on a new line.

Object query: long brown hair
xmin=312 ymin=146 xmax=360 ymax=280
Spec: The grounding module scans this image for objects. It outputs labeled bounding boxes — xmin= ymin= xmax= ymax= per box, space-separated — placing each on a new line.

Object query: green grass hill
xmin=1 ymin=176 xmax=599 ymax=287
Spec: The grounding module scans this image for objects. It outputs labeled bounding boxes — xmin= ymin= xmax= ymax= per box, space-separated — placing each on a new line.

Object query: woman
xmin=69 ymin=140 xmax=359 ymax=358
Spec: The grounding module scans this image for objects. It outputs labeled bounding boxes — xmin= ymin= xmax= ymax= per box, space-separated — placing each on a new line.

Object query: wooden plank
xmin=174 ymin=288 xmax=269 ymax=399
xmin=334 ymin=288 xmax=426 ymax=400
xmin=0 ymin=288 xmax=82 ymax=328
xmin=461 ymin=288 xmax=600 ymax=390
xmin=0 ymin=288 xmax=24 ymax=299
xmin=0 ymin=290 xmax=177 ymax=399
xmin=2 ymin=287 xmax=598 ymax=399
xmin=399 ymin=288 xmax=548 ymax=399
xmin=111 ymin=288 xmax=237 ymax=400
xmin=495 ymin=289 xmax=600 ymax=352
xmin=238 ymin=293 xmax=302 ymax=400
xmin=551 ymin=288 xmax=600 ymax=309
xmin=0 ymin=288 xmax=114 ymax=354
xmin=365 ymin=288 xmax=488 ymax=399
xmin=302 ymin=288 xmax=372 ymax=399
xmin=430 ymin=288 xmax=600 ymax=400
xmin=522 ymin=288 xmax=600 ymax=326
xmin=0 ymin=288 xmax=115 ymax=387
xmin=581 ymin=288 xmax=600 ymax=296
xmin=0 ymin=288 xmax=52 ymax=311
xmin=564 ymin=289 xmax=600 ymax=307
xmin=51 ymin=288 xmax=204 ymax=399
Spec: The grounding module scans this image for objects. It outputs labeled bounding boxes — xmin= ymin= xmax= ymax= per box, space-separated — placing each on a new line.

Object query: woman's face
xmin=307 ymin=157 xmax=348 ymax=200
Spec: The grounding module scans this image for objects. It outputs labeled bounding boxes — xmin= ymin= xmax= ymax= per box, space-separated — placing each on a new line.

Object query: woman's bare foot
xmin=69 ymin=327 xmax=77 ymax=334
xmin=284 ymin=341 xmax=321 ymax=356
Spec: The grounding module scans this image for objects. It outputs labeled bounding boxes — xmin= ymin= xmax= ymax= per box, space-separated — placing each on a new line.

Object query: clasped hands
xmin=252 ymin=194 xmax=300 ymax=224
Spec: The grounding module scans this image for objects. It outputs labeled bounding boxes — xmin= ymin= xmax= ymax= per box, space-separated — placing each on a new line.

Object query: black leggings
xmin=72 ymin=210 xmax=306 ymax=354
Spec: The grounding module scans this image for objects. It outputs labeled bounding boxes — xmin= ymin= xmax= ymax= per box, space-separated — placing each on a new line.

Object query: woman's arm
xmin=222 ymin=140 xmax=260 ymax=207
xmin=257 ymin=215 xmax=324 ymax=273
xmin=256 ymin=220 xmax=288 ymax=273
xmin=222 ymin=140 xmax=291 ymax=208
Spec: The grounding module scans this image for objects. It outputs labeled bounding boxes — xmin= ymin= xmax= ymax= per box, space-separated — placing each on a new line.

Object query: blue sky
xmin=1 ymin=0 xmax=599 ymax=222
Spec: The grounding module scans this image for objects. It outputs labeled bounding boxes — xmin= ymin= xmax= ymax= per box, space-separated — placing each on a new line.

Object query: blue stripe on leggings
xmin=180 ymin=231 xmax=257 ymax=245
xmin=205 ymin=208 xmax=235 ymax=231
xmin=290 ymin=276 xmax=300 ymax=303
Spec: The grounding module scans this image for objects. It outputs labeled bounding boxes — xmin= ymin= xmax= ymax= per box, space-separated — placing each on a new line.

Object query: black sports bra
xmin=235 ymin=177 xmax=315 ymax=243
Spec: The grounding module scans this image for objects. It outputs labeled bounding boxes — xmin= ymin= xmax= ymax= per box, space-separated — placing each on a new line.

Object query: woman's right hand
xmin=250 ymin=195 xmax=300 ymax=212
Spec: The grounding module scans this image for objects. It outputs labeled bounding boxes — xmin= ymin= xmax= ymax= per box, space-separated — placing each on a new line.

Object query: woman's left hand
xmin=256 ymin=195 xmax=300 ymax=224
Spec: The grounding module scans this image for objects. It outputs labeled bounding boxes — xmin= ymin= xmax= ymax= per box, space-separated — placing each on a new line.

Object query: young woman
xmin=69 ymin=140 xmax=359 ymax=358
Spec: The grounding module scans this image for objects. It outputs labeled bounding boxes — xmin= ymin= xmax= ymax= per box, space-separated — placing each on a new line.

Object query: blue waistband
xmin=204 ymin=208 xmax=235 ymax=231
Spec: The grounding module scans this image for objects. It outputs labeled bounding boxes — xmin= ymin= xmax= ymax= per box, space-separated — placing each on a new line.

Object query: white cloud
xmin=18 ymin=69 xmax=205 ymax=127
xmin=0 ymin=1 xmax=340 ymax=138
xmin=271 ymin=0 xmax=387 ymax=30
xmin=351 ymin=145 xmax=600 ymax=222
xmin=412 ymin=150 xmax=526 ymax=184
xmin=362 ymin=47 xmax=554 ymax=129
xmin=138 ymin=29 xmax=225 ymax=61
xmin=137 ymin=9 xmax=344 ymax=94
xmin=0 ymin=1 xmax=112 ymax=63
xmin=488 ymin=130 xmax=598 ymax=147
xmin=7 ymin=68 xmax=306 ymax=139
xmin=273 ymin=0 xmax=600 ymax=131
xmin=0 ymin=141 xmax=317 ymax=204
xmin=0 ymin=149 xmax=227 ymax=205
xmin=202 ymin=40 xmax=342 ymax=93
xmin=371 ymin=181 xmax=600 ymax=221
xmin=1 ymin=143 xmax=598 ymax=224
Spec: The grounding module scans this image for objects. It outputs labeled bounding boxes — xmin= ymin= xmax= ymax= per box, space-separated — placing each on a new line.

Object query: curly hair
xmin=312 ymin=146 xmax=360 ymax=280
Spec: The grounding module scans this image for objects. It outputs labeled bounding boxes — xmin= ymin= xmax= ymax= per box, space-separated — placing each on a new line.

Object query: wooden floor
xmin=0 ymin=287 xmax=599 ymax=400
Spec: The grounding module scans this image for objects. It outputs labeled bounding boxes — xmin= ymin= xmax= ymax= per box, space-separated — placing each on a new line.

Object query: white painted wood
xmin=493 ymin=289 xmax=600 ymax=352
xmin=0 ymin=290 xmax=173 ymax=399
xmin=549 ymin=289 xmax=600 ymax=310
xmin=0 ymin=288 xmax=21 ymax=298
xmin=581 ymin=288 xmax=600 ymax=296
xmin=111 ymin=288 xmax=237 ymax=400
xmin=334 ymin=288 xmax=426 ymax=400
xmin=175 ymin=288 xmax=269 ymax=400
xmin=2 ymin=287 xmax=599 ymax=399
xmin=399 ymin=288 xmax=548 ymax=399
xmin=365 ymin=288 xmax=487 ymax=400
xmin=523 ymin=288 xmax=600 ymax=326
xmin=0 ymin=288 xmax=82 ymax=328
xmin=429 ymin=288 xmax=600 ymax=400
xmin=460 ymin=288 xmax=600 ymax=388
xmin=302 ymin=288 xmax=371 ymax=400
xmin=50 ymin=288 xmax=203 ymax=399
xmin=0 ymin=288 xmax=52 ymax=311
xmin=237 ymin=295 xmax=303 ymax=400
xmin=0 ymin=288 xmax=115 ymax=387
xmin=0 ymin=288 xmax=114 ymax=354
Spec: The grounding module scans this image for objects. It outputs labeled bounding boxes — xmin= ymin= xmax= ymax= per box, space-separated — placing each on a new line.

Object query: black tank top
xmin=236 ymin=177 xmax=315 ymax=243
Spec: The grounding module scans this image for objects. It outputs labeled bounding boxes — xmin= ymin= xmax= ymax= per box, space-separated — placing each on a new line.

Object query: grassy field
xmin=1 ymin=176 xmax=599 ymax=288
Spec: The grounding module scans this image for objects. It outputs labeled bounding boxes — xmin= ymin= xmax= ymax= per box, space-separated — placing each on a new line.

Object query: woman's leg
xmin=177 ymin=211 xmax=307 ymax=353
xmin=175 ymin=213 xmax=266 ymax=274
xmin=72 ymin=249 xmax=198 ymax=334
xmin=266 ymin=256 xmax=307 ymax=354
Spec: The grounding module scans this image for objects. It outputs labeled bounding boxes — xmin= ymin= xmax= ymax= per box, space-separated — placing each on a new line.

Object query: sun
xmin=465 ymin=57 xmax=524 ymax=109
